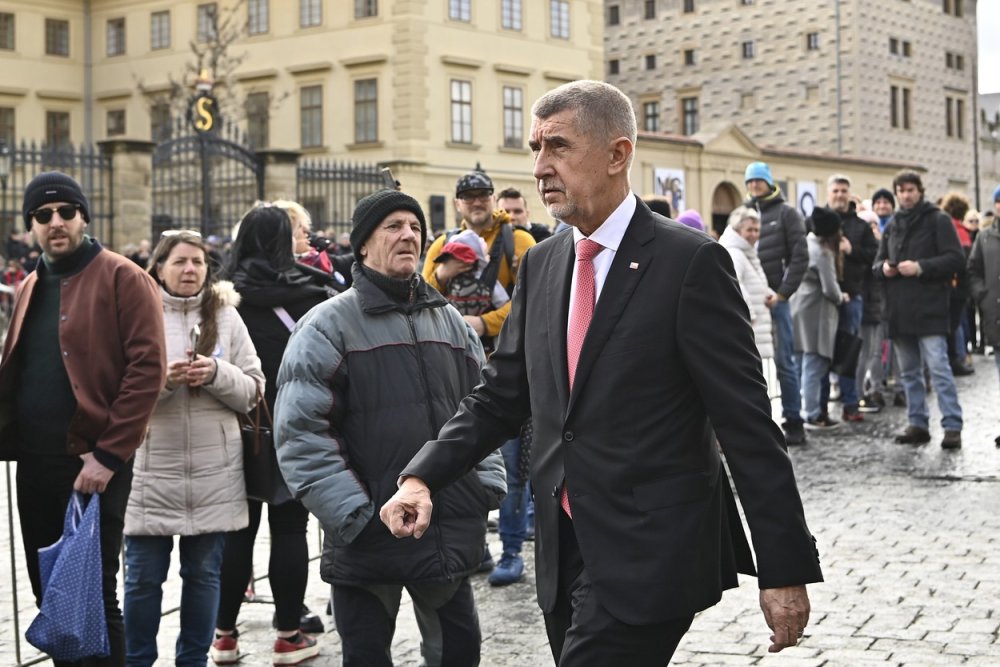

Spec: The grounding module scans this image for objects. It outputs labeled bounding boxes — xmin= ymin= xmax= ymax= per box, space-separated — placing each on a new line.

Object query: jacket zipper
xmin=405 ymin=310 xmax=454 ymax=582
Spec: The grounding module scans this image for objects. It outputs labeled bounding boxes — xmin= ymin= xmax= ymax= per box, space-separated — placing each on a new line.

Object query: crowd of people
xmin=1 ymin=78 xmax=997 ymax=667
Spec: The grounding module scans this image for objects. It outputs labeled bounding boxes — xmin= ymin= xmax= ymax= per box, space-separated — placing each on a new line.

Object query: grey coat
xmin=790 ymin=234 xmax=843 ymax=358
xmin=968 ymin=223 xmax=1000 ymax=345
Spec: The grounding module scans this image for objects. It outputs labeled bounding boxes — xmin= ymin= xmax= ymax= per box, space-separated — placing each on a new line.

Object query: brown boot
xmin=941 ymin=430 xmax=962 ymax=450
xmin=894 ymin=426 xmax=931 ymax=445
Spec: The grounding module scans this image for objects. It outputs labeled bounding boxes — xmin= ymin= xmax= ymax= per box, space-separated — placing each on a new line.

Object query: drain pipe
xmin=834 ymin=0 xmax=843 ymax=154
xmin=83 ymin=0 xmax=93 ymax=147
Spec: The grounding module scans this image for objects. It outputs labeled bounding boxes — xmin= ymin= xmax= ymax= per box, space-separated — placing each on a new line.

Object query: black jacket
xmin=838 ymin=204 xmax=880 ymax=296
xmin=749 ymin=188 xmax=809 ymax=299
xmin=875 ymin=200 xmax=964 ymax=337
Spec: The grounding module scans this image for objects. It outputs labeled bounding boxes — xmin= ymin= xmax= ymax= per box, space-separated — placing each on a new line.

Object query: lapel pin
xmin=629 ymin=261 xmax=639 ymax=270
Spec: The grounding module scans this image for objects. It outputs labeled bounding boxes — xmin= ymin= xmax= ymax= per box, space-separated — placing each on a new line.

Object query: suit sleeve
xmin=677 ymin=242 xmax=822 ymax=588
xmin=402 ymin=249 xmax=534 ymax=493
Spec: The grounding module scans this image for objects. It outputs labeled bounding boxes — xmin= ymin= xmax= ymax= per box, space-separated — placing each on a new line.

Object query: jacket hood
xmin=719 ymin=226 xmax=756 ymax=255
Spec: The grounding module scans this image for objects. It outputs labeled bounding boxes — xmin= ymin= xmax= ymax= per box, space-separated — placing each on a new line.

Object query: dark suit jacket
xmin=404 ymin=197 xmax=823 ymax=625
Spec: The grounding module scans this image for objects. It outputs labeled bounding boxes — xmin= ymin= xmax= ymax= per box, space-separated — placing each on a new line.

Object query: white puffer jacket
xmin=125 ymin=281 xmax=264 ymax=536
xmin=720 ymin=227 xmax=775 ymax=360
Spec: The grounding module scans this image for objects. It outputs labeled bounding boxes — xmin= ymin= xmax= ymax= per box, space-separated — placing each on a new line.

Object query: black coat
xmin=839 ymin=205 xmax=879 ymax=297
xmin=875 ymin=201 xmax=964 ymax=337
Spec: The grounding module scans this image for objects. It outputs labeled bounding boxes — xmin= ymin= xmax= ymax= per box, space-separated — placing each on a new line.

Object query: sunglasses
xmin=31 ymin=204 xmax=81 ymax=224
xmin=457 ymin=191 xmax=492 ymax=202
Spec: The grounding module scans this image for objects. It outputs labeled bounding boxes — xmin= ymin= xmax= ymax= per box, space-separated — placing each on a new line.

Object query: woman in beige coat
xmin=123 ymin=231 xmax=264 ymax=667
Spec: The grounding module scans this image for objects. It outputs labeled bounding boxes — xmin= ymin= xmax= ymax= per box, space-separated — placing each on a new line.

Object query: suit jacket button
xmin=563 ymin=430 xmax=574 ymax=442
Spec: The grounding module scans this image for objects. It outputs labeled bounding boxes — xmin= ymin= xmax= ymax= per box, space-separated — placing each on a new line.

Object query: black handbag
xmin=831 ymin=329 xmax=863 ymax=376
xmin=238 ymin=390 xmax=292 ymax=505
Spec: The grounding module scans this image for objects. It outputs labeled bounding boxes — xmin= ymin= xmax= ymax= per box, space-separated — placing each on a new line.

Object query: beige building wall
xmin=607 ymin=0 xmax=978 ymax=204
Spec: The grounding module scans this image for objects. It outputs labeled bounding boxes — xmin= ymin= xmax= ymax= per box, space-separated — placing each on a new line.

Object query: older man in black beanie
xmin=274 ymin=189 xmax=505 ymax=667
xmin=0 ymin=171 xmax=166 ymax=665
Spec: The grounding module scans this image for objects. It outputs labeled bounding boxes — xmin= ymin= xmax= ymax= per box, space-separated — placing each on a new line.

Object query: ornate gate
xmin=151 ymin=119 xmax=263 ymax=240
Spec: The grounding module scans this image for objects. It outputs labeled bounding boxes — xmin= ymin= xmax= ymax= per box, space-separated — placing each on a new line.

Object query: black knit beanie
xmin=22 ymin=171 xmax=91 ymax=231
xmin=350 ymin=189 xmax=427 ymax=258
xmin=871 ymin=188 xmax=895 ymax=209
xmin=810 ymin=206 xmax=841 ymax=237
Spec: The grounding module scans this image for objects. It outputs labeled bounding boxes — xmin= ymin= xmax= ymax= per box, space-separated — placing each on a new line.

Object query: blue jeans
xmin=893 ymin=335 xmax=963 ymax=431
xmin=820 ymin=295 xmax=863 ymax=409
xmin=799 ymin=351 xmax=831 ymax=420
xmin=772 ymin=299 xmax=802 ymax=422
xmin=497 ymin=437 xmax=529 ymax=556
xmin=124 ymin=533 xmax=226 ymax=667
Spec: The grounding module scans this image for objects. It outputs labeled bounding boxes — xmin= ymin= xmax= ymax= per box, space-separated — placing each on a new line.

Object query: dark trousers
xmin=216 ymin=498 xmax=310 ymax=632
xmin=333 ymin=578 xmax=480 ymax=667
xmin=16 ymin=454 xmax=134 ymax=667
xmin=543 ymin=513 xmax=694 ymax=667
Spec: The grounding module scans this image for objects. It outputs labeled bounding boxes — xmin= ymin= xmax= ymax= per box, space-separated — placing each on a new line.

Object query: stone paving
xmin=2 ymin=354 xmax=999 ymax=666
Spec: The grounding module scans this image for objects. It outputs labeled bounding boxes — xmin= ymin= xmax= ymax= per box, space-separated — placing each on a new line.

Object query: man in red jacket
xmin=0 ymin=171 xmax=166 ymax=666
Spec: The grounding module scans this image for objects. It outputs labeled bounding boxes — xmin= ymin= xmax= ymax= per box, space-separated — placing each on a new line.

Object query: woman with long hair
xmin=790 ymin=206 xmax=847 ymax=429
xmin=123 ymin=231 xmax=264 ymax=667
xmin=211 ymin=205 xmax=338 ymax=666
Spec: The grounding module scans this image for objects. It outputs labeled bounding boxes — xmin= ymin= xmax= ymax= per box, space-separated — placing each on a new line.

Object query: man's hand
xmin=897 ymin=260 xmax=921 ymax=277
xmin=760 ymin=585 xmax=811 ymax=653
xmin=464 ymin=315 xmax=486 ymax=337
xmin=434 ymin=257 xmax=474 ymax=285
xmin=840 ymin=236 xmax=853 ymax=255
xmin=74 ymin=452 xmax=114 ymax=494
xmin=380 ymin=477 xmax=434 ymax=539
xmin=882 ymin=260 xmax=899 ymax=278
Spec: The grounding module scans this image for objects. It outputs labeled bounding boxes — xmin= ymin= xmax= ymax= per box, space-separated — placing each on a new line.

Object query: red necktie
xmin=561 ymin=238 xmax=603 ymax=518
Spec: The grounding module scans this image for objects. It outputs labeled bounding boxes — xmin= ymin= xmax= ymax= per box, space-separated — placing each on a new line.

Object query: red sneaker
xmin=210 ymin=634 xmax=239 ymax=665
xmin=272 ymin=634 xmax=319 ymax=666
xmin=842 ymin=408 xmax=864 ymax=422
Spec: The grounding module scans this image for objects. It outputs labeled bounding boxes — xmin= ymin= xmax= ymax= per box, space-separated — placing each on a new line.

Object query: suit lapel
xmin=566 ymin=207 xmax=655 ymax=416
xmin=547 ymin=232 xmax=574 ymax=411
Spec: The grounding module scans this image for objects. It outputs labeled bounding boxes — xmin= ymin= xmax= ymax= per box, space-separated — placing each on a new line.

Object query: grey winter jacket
xmin=274 ymin=266 xmax=505 ymax=585
xmin=748 ymin=188 xmax=809 ymax=299
xmin=968 ymin=223 xmax=1000 ymax=345
xmin=790 ymin=235 xmax=843 ymax=359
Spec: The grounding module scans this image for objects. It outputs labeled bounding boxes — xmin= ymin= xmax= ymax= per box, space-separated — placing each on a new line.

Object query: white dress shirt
xmin=566 ymin=194 xmax=637 ymax=336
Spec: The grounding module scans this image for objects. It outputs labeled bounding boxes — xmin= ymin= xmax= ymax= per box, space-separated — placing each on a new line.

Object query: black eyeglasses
xmin=31 ymin=204 xmax=81 ymax=224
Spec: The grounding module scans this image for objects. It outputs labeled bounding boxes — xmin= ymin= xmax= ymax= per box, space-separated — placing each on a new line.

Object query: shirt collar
xmin=570 ymin=193 xmax=636 ymax=251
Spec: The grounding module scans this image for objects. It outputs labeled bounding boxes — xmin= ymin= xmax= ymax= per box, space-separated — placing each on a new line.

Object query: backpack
xmin=443 ymin=223 xmax=516 ymax=308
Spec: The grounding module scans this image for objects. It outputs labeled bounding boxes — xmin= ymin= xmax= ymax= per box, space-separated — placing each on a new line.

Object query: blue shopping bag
xmin=26 ymin=491 xmax=110 ymax=661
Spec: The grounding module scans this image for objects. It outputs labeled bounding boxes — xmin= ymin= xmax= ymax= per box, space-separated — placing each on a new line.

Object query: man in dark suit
xmin=381 ymin=80 xmax=822 ymax=665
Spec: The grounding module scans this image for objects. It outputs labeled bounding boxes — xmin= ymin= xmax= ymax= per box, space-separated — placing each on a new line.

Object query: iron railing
xmin=296 ymin=159 xmax=385 ymax=237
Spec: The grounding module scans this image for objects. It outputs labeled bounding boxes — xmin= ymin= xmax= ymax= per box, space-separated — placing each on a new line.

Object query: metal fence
xmin=0 ymin=141 xmax=114 ymax=247
xmin=296 ymin=160 xmax=386 ymax=237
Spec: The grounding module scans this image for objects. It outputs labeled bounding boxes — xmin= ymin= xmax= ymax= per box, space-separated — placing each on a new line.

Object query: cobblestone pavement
xmin=2 ymin=354 xmax=999 ymax=666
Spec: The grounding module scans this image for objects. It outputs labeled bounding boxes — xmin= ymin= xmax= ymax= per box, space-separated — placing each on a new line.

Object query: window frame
xmin=450 ymin=79 xmax=473 ymax=144
xmin=550 ymin=0 xmax=570 ymax=39
xmin=608 ymin=59 xmax=620 ymax=76
xmin=0 ymin=106 xmax=16 ymax=146
xmin=151 ymin=11 xmax=170 ymax=50
xmin=301 ymin=0 xmax=323 ymax=26
xmin=501 ymin=0 xmax=522 ymax=30
xmin=806 ymin=32 xmax=819 ymax=51
xmin=106 ymin=17 xmax=125 ymax=57
xmin=741 ymin=40 xmax=755 ymax=59
xmin=354 ymin=0 xmax=377 ymax=20
xmin=247 ymin=0 xmax=269 ymax=35
xmin=644 ymin=0 xmax=656 ymax=20
xmin=353 ymin=78 xmax=378 ymax=144
xmin=681 ymin=96 xmax=699 ymax=136
xmin=684 ymin=48 xmax=696 ymax=66
xmin=300 ymin=85 xmax=324 ymax=148
xmin=608 ymin=4 xmax=620 ymax=26
xmin=106 ymin=109 xmax=126 ymax=137
xmin=46 ymin=110 xmax=71 ymax=147
xmin=683 ymin=0 xmax=695 ymax=13
xmin=196 ymin=3 xmax=218 ymax=43
xmin=45 ymin=18 xmax=70 ymax=57
xmin=449 ymin=0 xmax=471 ymax=22
xmin=643 ymin=101 xmax=659 ymax=132
xmin=645 ymin=54 xmax=656 ymax=70
xmin=0 ymin=12 xmax=14 ymax=51
xmin=245 ymin=91 xmax=270 ymax=148
xmin=502 ymin=85 xmax=524 ymax=148
xmin=150 ymin=102 xmax=172 ymax=141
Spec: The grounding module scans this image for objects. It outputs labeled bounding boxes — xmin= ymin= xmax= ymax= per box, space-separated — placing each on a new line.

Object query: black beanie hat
xmin=350 ymin=189 xmax=427 ymax=259
xmin=871 ymin=188 xmax=895 ymax=209
xmin=22 ymin=171 xmax=91 ymax=231
xmin=810 ymin=206 xmax=841 ymax=238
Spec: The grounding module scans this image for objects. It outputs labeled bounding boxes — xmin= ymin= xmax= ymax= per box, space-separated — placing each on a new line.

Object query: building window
xmin=300 ymin=85 xmax=323 ymax=148
xmin=0 ymin=107 xmax=15 ymax=146
xmin=248 ymin=0 xmax=268 ymax=35
xmin=644 ymin=0 xmax=656 ymax=19
xmin=943 ymin=0 xmax=961 ymax=16
xmin=46 ymin=111 xmax=70 ymax=147
xmin=106 ymin=18 xmax=125 ymax=56
xmin=956 ymin=98 xmax=964 ymax=138
xmin=45 ymin=19 xmax=69 ymax=56
xmin=450 ymin=79 xmax=473 ymax=144
xmin=942 ymin=0 xmax=950 ymax=12
xmin=741 ymin=0 xmax=753 ymax=4
xmin=645 ymin=54 xmax=656 ymax=70
xmin=741 ymin=40 xmax=755 ymax=59
xmin=806 ymin=32 xmax=819 ymax=50
xmin=643 ymin=101 xmax=659 ymax=132
xmin=302 ymin=0 xmax=322 ymax=26
xmin=684 ymin=49 xmax=696 ymax=66
xmin=550 ymin=0 xmax=570 ymax=39
xmin=449 ymin=0 xmax=471 ymax=22
xmin=197 ymin=4 xmax=217 ymax=42
xmin=681 ymin=96 xmax=699 ymax=135
xmin=501 ymin=0 xmax=522 ymax=30
xmin=150 ymin=102 xmax=171 ymax=141
xmin=956 ymin=54 xmax=964 ymax=70
xmin=901 ymin=41 xmax=911 ymax=57
xmin=683 ymin=0 xmax=695 ymax=13
xmin=354 ymin=0 xmax=376 ymax=19
xmin=608 ymin=4 xmax=620 ymax=26
xmin=151 ymin=11 xmax=170 ymax=49
xmin=0 ymin=13 xmax=14 ymax=51
xmin=890 ymin=84 xmax=911 ymax=130
xmin=946 ymin=96 xmax=965 ymax=139
xmin=946 ymin=97 xmax=954 ymax=137
xmin=740 ymin=92 xmax=755 ymax=109
xmin=106 ymin=109 xmax=126 ymax=137
xmin=354 ymin=79 xmax=378 ymax=143
xmin=946 ymin=52 xmax=954 ymax=68
xmin=246 ymin=91 xmax=269 ymax=148
xmin=889 ymin=37 xmax=898 ymax=54
xmin=608 ymin=59 xmax=619 ymax=75
xmin=503 ymin=85 xmax=523 ymax=148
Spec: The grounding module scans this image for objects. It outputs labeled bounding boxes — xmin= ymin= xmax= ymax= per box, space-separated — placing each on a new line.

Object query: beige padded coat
xmin=125 ymin=281 xmax=264 ymax=536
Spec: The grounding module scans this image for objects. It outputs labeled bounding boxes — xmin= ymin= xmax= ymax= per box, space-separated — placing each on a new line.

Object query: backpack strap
xmin=272 ymin=306 xmax=297 ymax=332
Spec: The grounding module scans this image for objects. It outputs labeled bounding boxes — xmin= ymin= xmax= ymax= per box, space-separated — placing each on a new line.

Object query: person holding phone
xmin=123 ymin=231 xmax=264 ymax=667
